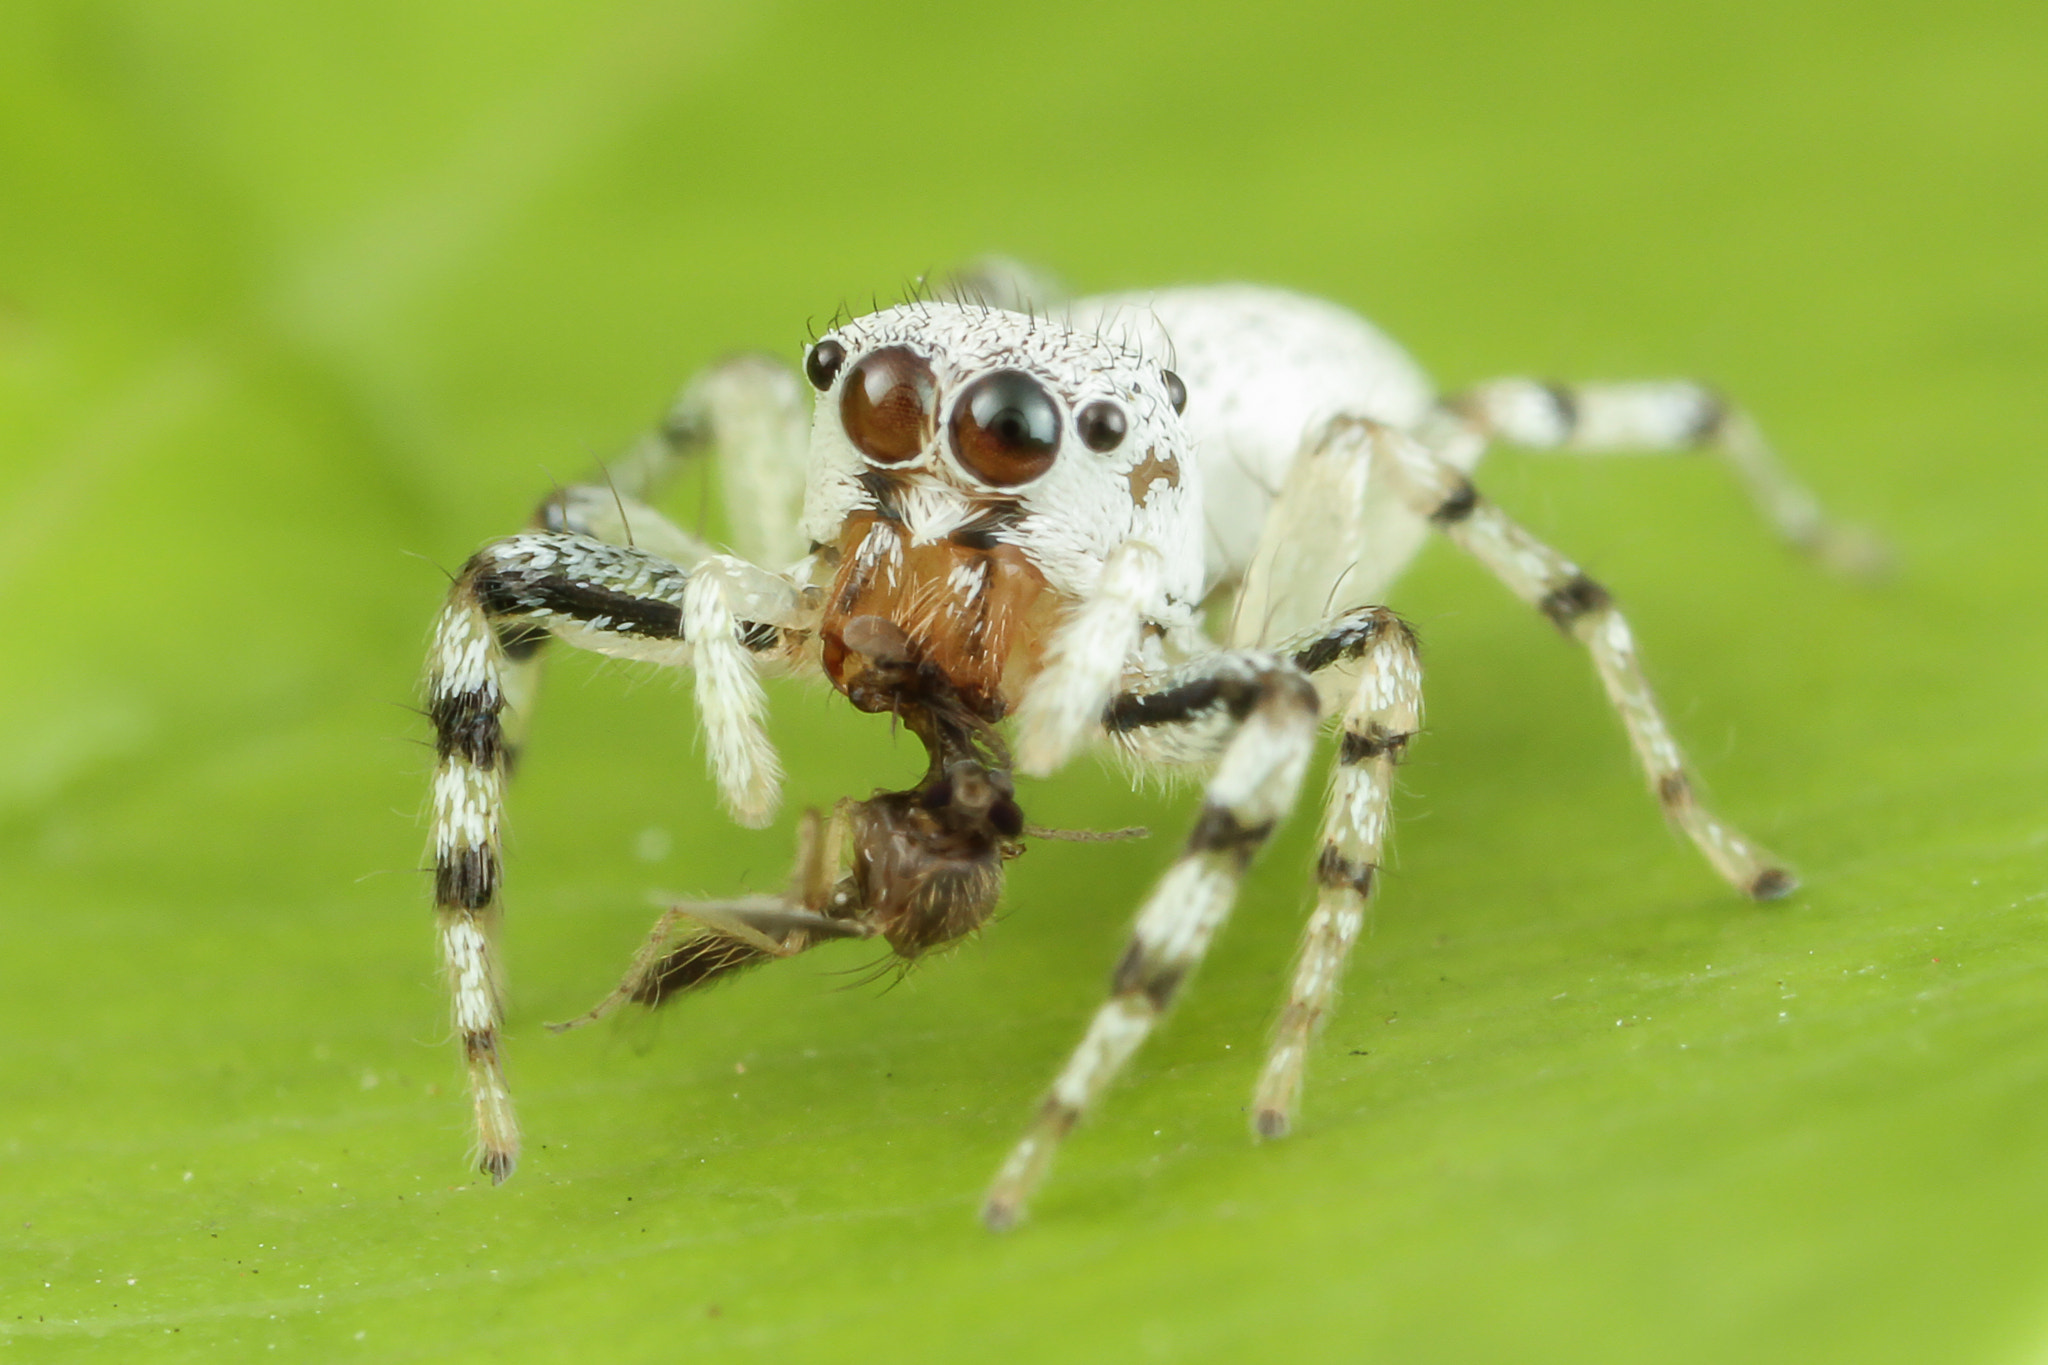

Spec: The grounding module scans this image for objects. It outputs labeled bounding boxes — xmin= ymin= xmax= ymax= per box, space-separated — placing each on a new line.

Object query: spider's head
xmin=800 ymin=302 xmax=1203 ymax=722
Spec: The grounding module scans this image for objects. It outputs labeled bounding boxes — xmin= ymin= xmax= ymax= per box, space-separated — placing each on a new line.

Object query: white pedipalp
xmin=683 ymin=557 xmax=782 ymax=828
xmin=1014 ymin=538 xmax=1167 ymax=775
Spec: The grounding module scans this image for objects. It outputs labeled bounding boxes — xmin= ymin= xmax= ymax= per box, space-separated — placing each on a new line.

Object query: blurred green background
xmin=4 ymin=0 xmax=2046 ymax=1360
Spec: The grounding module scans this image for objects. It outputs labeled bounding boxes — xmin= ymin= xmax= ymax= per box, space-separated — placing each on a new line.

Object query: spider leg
xmin=984 ymin=655 xmax=1320 ymax=1230
xmin=426 ymin=530 xmax=805 ymax=1182
xmin=1254 ymin=607 xmax=1424 ymax=1139
xmin=533 ymin=485 xmax=720 ymax=566
xmin=1229 ymin=413 xmax=1380 ymax=650
xmin=1375 ymin=420 xmax=1795 ymax=899
xmin=1431 ymin=379 xmax=1887 ymax=579
xmin=1199 ymin=422 xmax=1432 ymax=1138
xmin=497 ymin=491 xmax=717 ymax=770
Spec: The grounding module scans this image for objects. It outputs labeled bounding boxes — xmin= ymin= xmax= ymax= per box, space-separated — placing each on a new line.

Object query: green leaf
xmin=5 ymin=1 xmax=2046 ymax=1360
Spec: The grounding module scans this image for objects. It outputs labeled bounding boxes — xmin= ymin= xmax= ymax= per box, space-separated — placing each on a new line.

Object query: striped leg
xmin=1253 ymin=607 xmax=1424 ymax=1139
xmin=984 ymin=658 xmax=1320 ymax=1230
xmin=1383 ymin=426 xmax=1795 ymax=900
xmin=426 ymin=531 xmax=799 ymax=1182
xmin=429 ymin=591 xmax=520 ymax=1182
xmin=497 ymin=490 xmax=722 ymax=769
xmin=535 ymin=485 xmax=721 ymax=567
xmin=1435 ymin=379 xmax=1887 ymax=579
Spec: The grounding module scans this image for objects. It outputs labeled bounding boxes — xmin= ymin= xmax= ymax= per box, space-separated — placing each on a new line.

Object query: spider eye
xmin=1161 ymin=369 xmax=1187 ymax=415
xmin=805 ymin=338 xmax=846 ymax=391
xmin=950 ymin=370 xmax=1061 ymax=487
xmin=1076 ymin=401 xmax=1127 ymax=453
xmin=841 ymin=346 xmax=937 ymax=464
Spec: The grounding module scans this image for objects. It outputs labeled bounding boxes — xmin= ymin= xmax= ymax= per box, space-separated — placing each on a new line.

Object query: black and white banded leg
xmin=983 ymin=656 xmax=1321 ymax=1229
xmin=1432 ymin=378 xmax=1887 ymax=579
xmin=427 ymin=530 xmax=798 ymax=1181
xmin=486 ymin=489 xmax=719 ymax=771
xmin=1381 ymin=423 xmax=1795 ymax=899
xmin=1254 ymin=607 xmax=1424 ymax=1139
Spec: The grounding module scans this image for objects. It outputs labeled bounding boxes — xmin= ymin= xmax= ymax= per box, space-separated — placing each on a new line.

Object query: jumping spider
xmin=424 ymin=260 xmax=1880 ymax=1228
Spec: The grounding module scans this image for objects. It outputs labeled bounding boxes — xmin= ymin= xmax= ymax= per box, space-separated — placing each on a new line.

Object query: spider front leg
xmin=984 ymin=655 xmax=1321 ymax=1230
xmin=425 ymin=530 xmax=807 ymax=1182
xmin=1431 ymin=378 xmax=1888 ymax=579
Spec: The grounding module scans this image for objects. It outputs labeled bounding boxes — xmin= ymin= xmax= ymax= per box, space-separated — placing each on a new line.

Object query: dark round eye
xmin=805 ymin=338 xmax=846 ymax=391
xmin=949 ymin=370 xmax=1061 ymax=486
xmin=1161 ymin=369 xmax=1187 ymax=415
xmin=989 ymin=797 xmax=1024 ymax=838
xmin=840 ymin=346 xmax=936 ymax=464
xmin=1076 ymin=401 xmax=1127 ymax=453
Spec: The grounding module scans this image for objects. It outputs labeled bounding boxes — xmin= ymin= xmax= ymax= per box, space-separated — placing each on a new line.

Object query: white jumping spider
xmin=424 ymin=260 xmax=1879 ymax=1227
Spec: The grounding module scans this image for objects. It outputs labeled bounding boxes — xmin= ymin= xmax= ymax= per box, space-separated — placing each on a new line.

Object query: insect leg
xmin=550 ymin=806 xmax=870 ymax=1031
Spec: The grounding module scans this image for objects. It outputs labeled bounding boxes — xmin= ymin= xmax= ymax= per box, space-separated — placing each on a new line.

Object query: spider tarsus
xmin=980 ymin=1197 xmax=1022 ymax=1233
xmin=480 ymin=1149 xmax=517 ymax=1185
xmin=1747 ymin=867 xmax=1799 ymax=901
xmin=1253 ymin=1107 xmax=1291 ymax=1141
xmin=1812 ymin=524 xmax=1896 ymax=584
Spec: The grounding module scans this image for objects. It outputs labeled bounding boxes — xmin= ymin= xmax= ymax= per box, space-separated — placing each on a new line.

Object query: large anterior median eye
xmin=841 ymin=346 xmax=937 ymax=464
xmin=949 ymin=370 xmax=1061 ymax=487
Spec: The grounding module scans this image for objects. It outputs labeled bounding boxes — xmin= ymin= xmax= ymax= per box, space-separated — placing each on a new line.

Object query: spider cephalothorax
xmin=804 ymin=301 xmax=1203 ymax=731
xmin=423 ymin=261 xmax=1880 ymax=1223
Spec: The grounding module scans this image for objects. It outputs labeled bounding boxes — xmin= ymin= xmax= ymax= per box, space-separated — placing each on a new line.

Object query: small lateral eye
xmin=805 ymin=338 xmax=847 ymax=391
xmin=950 ymin=370 xmax=1061 ymax=487
xmin=1161 ymin=369 xmax=1187 ymax=415
xmin=841 ymin=346 xmax=937 ymax=464
xmin=1076 ymin=400 xmax=1127 ymax=453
